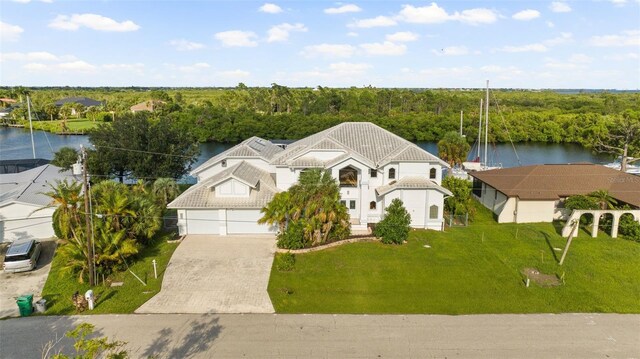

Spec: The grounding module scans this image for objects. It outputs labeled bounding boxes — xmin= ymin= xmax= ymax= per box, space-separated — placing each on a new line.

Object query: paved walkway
xmin=136 ymin=235 xmax=276 ymax=314
xmin=1 ymin=314 xmax=639 ymax=358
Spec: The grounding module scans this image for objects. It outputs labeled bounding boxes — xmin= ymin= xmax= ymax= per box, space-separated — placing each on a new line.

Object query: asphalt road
xmin=1 ymin=313 xmax=639 ymax=358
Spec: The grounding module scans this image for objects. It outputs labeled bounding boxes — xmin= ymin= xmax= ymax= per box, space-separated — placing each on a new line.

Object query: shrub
xmin=276 ymin=252 xmax=296 ymax=271
xmin=619 ymin=214 xmax=640 ymax=242
xmin=276 ymin=221 xmax=308 ymax=249
xmin=374 ymin=198 xmax=411 ymax=244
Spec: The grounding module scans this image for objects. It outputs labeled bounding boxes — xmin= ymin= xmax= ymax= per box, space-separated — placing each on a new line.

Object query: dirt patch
xmin=521 ymin=267 xmax=561 ymax=287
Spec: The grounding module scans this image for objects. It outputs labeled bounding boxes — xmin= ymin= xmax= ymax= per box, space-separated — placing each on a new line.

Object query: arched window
xmin=339 ymin=166 xmax=358 ymax=187
xmin=369 ymin=201 xmax=377 ymax=210
xmin=429 ymin=168 xmax=437 ymax=179
xmin=429 ymin=205 xmax=439 ymax=219
xmin=388 ymin=168 xmax=396 ymax=179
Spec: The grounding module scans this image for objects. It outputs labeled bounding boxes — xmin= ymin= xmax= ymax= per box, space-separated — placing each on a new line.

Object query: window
xmin=369 ymin=201 xmax=377 ymax=210
xmin=429 ymin=168 xmax=437 ymax=179
xmin=221 ymin=159 xmax=227 ymax=167
xmin=340 ymin=200 xmax=346 ymax=207
xmin=388 ymin=168 xmax=396 ymax=179
xmin=339 ymin=166 xmax=358 ymax=187
xmin=369 ymin=169 xmax=377 ymax=178
xmin=429 ymin=205 xmax=439 ymax=219
xmin=472 ymin=178 xmax=482 ymax=197
xmin=350 ymin=200 xmax=356 ymax=210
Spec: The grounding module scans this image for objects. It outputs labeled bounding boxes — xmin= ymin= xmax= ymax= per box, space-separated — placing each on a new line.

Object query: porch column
xmin=611 ymin=213 xmax=620 ymax=239
xmin=360 ymin=181 xmax=369 ymax=225
xmin=591 ymin=213 xmax=600 ymax=238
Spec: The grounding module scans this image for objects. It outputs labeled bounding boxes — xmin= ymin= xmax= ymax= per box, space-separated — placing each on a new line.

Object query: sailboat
xmin=463 ymin=81 xmax=502 ymax=170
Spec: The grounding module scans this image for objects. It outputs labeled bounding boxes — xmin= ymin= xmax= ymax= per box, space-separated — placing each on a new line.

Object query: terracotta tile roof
xmin=469 ymin=164 xmax=640 ymax=207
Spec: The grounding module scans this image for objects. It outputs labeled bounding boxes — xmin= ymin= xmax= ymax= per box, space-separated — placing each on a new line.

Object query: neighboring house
xmin=170 ymin=122 xmax=452 ymax=236
xmin=55 ymin=97 xmax=104 ymax=115
xmin=130 ymin=100 xmax=165 ymax=113
xmin=470 ymin=164 xmax=640 ymax=223
xmin=0 ymin=98 xmax=17 ymax=108
xmin=0 ymin=104 xmax=20 ymax=119
xmin=0 ymin=164 xmax=76 ymax=242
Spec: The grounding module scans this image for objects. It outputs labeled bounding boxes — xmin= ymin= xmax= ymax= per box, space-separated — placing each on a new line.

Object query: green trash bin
xmin=16 ymin=294 xmax=34 ymax=317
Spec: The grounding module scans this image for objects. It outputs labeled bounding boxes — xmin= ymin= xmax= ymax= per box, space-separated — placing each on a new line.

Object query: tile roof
xmin=375 ymin=176 xmax=453 ymax=196
xmin=169 ymin=161 xmax=278 ymax=209
xmin=191 ymin=136 xmax=283 ymax=175
xmin=470 ymin=164 xmax=640 ymax=207
xmin=271 ymin=122 xmax=449 ymax=168
xmin=0 ymin=164 xmax=76 ymax=207
xmin=130 ymin=100 xmax=165 ymax=112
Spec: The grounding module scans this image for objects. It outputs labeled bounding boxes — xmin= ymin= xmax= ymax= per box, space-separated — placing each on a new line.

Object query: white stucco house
xmin=169 ymin=122 xmax=452 ymax=235
xmin=0 ymin=164 xmax=76 ymax=242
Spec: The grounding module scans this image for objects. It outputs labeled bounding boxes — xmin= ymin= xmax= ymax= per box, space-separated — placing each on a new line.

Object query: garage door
xmin=227 ymin=209 xmax=272 ymax=234
xmin=185 ymin=210 xmax=220 ymax=235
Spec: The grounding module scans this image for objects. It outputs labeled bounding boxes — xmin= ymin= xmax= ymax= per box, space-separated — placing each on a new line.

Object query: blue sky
xmin=1 ymin=1 xmax=639 ymax=88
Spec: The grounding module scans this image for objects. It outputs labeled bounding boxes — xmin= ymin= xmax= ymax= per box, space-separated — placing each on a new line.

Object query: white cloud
xmin=512 ymin=9 xmax=540 ymax=21
xmin=324 ymin=4 xmax=362 ymax=14
xmin=218 ymin=69 xmax=250 ymax=78
xmin=360 ymin=41 xmax=406 ymax=56
xmin=609 ymin=0 xmax=627 ymax=6
xmin=267 ymin=23 xmax=307 ymax=43
xmin=259 ymin=3 xmax=282 ymax=14
xmin=546 ymin=21 xmax=555 ymax=28
xmin=397 ymin=3 xmax=450 ymax=24
xmin=453 ymin=8 xmax=498 ymax=25
xmin=48 ymin=13 xmax=140 ymax=32
xmin=58 ymin=61 xmax=97 ymax=72
xmin=568 ymin=54 xmax=592 ymax=64
xmin=550 ymin=2 xmax=571 ymax=13
xmin=179 ymin=62 xmax=210 ymax=73
xmin=386 ymin=31 xmax=419 ymax=42
xmin=23 ymin=63 xmax=48 ymax=71
xmin=432 ymin=46 xmax=469 ymax=56
xmin=605 ymin=52 xmax=639 ymax=61
xmin=0 ymin=51 xmax=62 ymax=62
xmin=169 ymin=39 xmax=205 ymax=51
xmin=347 ymin=32 xmax=359 ymax=37
xmin=0 ymin=21 xmax=24 ymax=42
xmin=301 ymin=44 xmax=356 ymax=58
xmin=329 ymin=62 xmax=372 ymax=74
xmin=349 ymin=16 xmax=397 ymax=28
xmin=544 ymin=32 xmax=573 ymax=46
xmin=12 ymin=0 xmax=52 ymax=3
xmin=214 ymin=30 xmax=258 ymax=47
xmin=499 ymin=43 xmax=548 ymax=52
xmin=589 ymin=30 xmax=640 ymax=47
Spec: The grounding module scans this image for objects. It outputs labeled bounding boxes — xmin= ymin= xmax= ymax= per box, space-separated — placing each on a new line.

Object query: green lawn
xmin=28 ymin=118 xmax=102 ymax=133
xmin=268 ymin=203 xmax=640 ymax=314
xmin=40 ymin=234 xmax=178 ymax=315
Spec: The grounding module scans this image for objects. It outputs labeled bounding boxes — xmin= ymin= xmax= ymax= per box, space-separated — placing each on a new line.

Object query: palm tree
xmin=152 ymin=178 xmax=180 ymax=207
xmin=588 ymin=190 xmax=617 ymax=210
xmin=40 ymin=179 xmax=83 ymax=240
xmin=92 ymin=225 xmax=139 ymax=275
xmin=259 ymin=191 xmax=294 ymax=233
xmin=59 ymin=227 xmax=91 ymax=283
xmin=437 ymin=131 xmax=470 ymax=167
xmin=92 ymin=181 xmax=136 ymax=232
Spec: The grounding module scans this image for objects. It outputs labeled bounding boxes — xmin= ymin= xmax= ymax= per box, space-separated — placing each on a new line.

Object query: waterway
xmin=0 ymin=127 xmax=611 ymax=171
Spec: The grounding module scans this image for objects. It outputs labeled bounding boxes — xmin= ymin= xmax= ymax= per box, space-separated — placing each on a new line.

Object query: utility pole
xmin=80 ymin=145 xmax=95 ymax=286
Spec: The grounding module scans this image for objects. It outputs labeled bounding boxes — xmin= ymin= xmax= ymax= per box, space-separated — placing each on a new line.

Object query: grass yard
xmin=29 ymin=118 xmax=102 ymax=133
xmin=40 ymin=234 xmax=178 ymax=315
xmin=268 ymin=202 xmax=640 ymax=314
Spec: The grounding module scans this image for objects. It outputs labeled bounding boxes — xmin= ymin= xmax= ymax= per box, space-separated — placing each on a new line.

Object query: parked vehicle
xmin=2 ymin=239 xmax=41 ymax=273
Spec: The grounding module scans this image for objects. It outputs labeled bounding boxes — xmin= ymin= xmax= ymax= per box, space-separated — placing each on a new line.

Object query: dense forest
xmin=1 ymin=85 xmax=639 ymax=146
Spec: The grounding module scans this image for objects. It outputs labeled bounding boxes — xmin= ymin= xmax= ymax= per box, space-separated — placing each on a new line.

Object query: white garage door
xmin=227 ymin=209 xmax=271 ymax=234
xmin=185 ymin=210 xmax=220 ymax=235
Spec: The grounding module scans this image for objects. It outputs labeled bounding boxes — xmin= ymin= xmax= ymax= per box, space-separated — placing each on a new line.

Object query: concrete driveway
xmin=136 ymin=235 xmax=276 ymax=314
xmin=0 ymin=239 xmax=56 ymax=318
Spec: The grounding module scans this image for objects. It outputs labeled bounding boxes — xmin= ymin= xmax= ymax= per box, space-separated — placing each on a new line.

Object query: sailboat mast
xmin=26 ymin=95 xmax=36 ymax=159
xmin=477 ymin=99 xmax=483 ymax=160
xmin=484 ymin=80 xmax=489 ymax=167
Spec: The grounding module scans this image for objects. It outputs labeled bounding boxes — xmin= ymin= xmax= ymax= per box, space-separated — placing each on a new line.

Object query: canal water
xmin=0 ymin=127 xmax=611 ymax=171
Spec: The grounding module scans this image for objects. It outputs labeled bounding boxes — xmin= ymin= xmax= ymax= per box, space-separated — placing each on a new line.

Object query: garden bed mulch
xmin=276 ymin=236 xmax=378 ymax=254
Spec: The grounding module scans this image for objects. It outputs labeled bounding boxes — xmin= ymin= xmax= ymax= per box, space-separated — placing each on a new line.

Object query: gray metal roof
xmin=375 ymin=176 xmax=453 ymax=197
xmin=169 ymin=161 xmax=278 ymax=209
xmin=271 ymin=122 xmax=449 ymax=168
xmin=191 ymin=136 xmax=283 ymax=175
xmin=0 ymin=164 xmax=77 ymax=207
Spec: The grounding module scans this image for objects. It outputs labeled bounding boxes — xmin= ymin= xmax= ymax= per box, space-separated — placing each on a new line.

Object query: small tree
xmin=374 ymin=198 xmax=411 ymax=244
xmin=51 ymin=147 xmax=79 ymax=171
xmin=43 ymin=323 xmax=128 ymax=359
xmin=442 ymin=176 xmax=474 ymax=218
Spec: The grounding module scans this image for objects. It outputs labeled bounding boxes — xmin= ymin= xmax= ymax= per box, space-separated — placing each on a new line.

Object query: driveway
xmin=136 ymin=235 xmax=276 ymax=314
xmin=0 ymin=239 xmax=57 ymax=318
